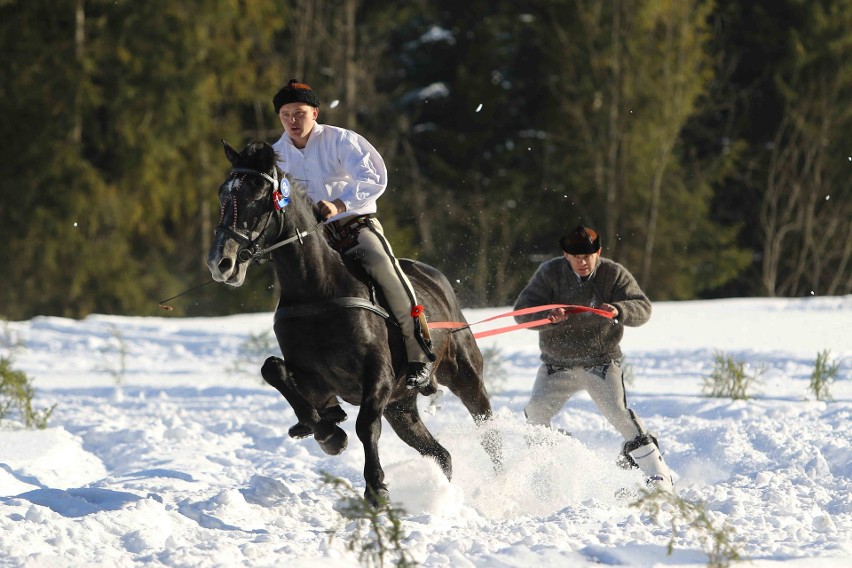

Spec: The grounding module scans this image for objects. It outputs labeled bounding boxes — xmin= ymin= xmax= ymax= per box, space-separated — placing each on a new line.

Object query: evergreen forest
xmin=1 ymin=0 xmax=850 ymax=319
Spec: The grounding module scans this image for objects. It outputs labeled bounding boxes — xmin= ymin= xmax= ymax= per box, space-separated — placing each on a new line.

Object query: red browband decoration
xmin=410 ymin=305 xmax=424 ymax=318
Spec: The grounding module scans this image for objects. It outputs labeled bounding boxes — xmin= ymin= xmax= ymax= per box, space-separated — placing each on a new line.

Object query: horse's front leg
xmin=355 ymin=376 xmax=394 ymax=506
xmin=261 ymin=357 xmax=348 ymax=455
xmin=384 ymin=394 xmax=452 ymax=480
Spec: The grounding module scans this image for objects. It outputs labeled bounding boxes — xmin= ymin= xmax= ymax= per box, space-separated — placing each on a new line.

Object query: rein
xmin=249 ymin=221 xmax=325 ymax=260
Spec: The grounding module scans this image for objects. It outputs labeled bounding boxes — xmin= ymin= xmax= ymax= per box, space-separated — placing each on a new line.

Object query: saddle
xmin=324 ymin=214 xmax=373 ymax=254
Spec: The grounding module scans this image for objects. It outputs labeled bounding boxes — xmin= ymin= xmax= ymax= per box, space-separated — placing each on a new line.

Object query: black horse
xmin=206 ymin=141 xmax=499 ymax=503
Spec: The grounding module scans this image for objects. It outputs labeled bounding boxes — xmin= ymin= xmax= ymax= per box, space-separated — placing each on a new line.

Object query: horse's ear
xmin=222 ymin=140 xmax=239 ymax=165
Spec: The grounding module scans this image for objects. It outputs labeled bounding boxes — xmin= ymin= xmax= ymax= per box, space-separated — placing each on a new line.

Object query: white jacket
xmin=272 ymin=124 xmax=387 ymax=223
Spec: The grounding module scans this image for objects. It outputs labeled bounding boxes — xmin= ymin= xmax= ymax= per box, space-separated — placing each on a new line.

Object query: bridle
xmin=209 ymin=162 xmax=391 ymax=325
xmin=215 ymin=166 xmax=323 ymax=264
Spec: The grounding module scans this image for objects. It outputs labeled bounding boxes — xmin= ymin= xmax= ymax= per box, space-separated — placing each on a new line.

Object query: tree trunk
xmin=343 ymin=0 xmax=358 ymax=130
xmin=605 ymin=1 xmax=623 ymax=255
xmin=72 ymin=0 xmax=85 ymax=145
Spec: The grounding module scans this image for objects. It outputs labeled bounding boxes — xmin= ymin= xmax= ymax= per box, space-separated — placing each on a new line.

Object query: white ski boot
xmin=627 ymin=435 xmax=674 ymax=492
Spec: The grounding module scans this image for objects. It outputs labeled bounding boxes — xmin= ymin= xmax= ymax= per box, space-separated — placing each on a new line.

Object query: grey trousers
xmin=346 ymin=218 xmax=429 ymax=363
xmin=524 ymin=360 xmax=648 ymax=441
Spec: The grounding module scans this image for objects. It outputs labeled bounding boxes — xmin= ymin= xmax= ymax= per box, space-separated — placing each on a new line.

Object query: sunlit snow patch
xmin=0 ymin=428 xmax=107 ymax=496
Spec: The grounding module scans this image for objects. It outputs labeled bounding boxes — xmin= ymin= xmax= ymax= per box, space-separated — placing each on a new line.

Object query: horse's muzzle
xmin=207 ymin=234 xmax=247 ymax=286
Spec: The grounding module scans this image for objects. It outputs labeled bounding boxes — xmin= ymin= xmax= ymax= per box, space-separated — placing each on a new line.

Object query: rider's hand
xmin=547 ymin=307 xmax=568 ymax=323
xmin=600 ymin=303 xmax=619 ymax=317
xmin=318 ymin=199 xmax=346 ymax=219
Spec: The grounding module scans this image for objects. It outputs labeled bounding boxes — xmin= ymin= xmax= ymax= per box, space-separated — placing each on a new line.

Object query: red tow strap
xmin=429 ymin=304 xmax=614 ymax=339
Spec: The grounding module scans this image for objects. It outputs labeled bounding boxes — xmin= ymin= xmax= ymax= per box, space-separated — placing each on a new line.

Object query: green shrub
xmin=95 ymin=324 xmax=129 ymax=385
xmin=632 ymin=487 xmax=743 ymax=568
xmin=702 ymin=351 xmax=764 ymax=400
xmin=322 ymin=472 xmax=416 ymax=567
xmin=228 ymin=330 xmax=277 ymax=380
xmin=808 ymin=349 xmax=839 ymax=402
xmin=0 ymin=356 xmax=55 ymax=429
xmin=1 ymin=320 xmax=26 ymax=354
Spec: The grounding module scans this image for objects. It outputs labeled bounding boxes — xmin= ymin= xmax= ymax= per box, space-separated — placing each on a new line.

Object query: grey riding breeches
xmin=344 ymin=218 xmax=429 ymax=363
xmin=524 ymin=360 xmax=648 ymax=441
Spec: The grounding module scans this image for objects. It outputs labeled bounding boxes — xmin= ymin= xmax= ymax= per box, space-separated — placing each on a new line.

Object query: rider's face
xmin=564 ymin=250 xmax=601 ymax=277
xmin=279 ymin=103 xmax=318 ymax=148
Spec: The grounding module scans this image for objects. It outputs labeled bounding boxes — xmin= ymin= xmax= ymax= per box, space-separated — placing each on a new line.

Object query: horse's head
xmin=206 ymin=140 xmax=292 ymax=286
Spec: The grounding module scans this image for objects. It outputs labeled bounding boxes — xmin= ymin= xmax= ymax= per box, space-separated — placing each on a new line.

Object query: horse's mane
xmin=239 ymin=140 xmax=322 ymax=222
xmin=242 ymin=141 xmax=277 ymax=169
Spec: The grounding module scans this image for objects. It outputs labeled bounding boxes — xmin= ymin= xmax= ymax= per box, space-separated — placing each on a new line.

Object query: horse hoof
xmin=316 ymin=425 xmax=348 ymax=455
xmin=436 ymin=453 xmax=453 ymax=481
xmin=260 ymin=356 xmax=286 ymax=385
xmin=319 ymin=405 xmax=347 ymax=424
xmin=365 ymin=486 xmax=389 ymax=507
xmin=288 ymin=422 xmax=313 ymax=439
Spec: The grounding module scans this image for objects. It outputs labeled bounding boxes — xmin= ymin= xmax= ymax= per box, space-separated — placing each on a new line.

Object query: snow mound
xmin=0 ymin=427 xmax=107 ymax=496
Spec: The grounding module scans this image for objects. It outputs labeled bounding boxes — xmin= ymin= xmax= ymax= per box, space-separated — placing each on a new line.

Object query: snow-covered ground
xmin=1 ymin=296 xmax=850 ymax=567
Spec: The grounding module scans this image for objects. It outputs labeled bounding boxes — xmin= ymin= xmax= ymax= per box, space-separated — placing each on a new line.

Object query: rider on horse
xmin=271 ymin=79 xmax=436 ymax=389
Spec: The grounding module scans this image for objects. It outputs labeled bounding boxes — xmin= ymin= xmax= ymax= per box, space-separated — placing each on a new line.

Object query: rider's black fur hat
xmin=273 ymin=79 xmax=320 ymax=113
xmin=559 ymin=226 xmax=601 ymax=255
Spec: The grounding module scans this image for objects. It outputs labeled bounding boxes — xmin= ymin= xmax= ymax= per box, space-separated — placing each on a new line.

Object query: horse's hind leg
xmin=384 ymin=395 xmax=452 ymax=480
xmin=440 ymin=338 xmax=493 ymax=421
xmin=289 ymin=398 xmax=345 ymax=438
xmin=261 ymin=357 xmax=348 ymax=455
xmin=440 ymin=341 xmax=503 ymax=470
